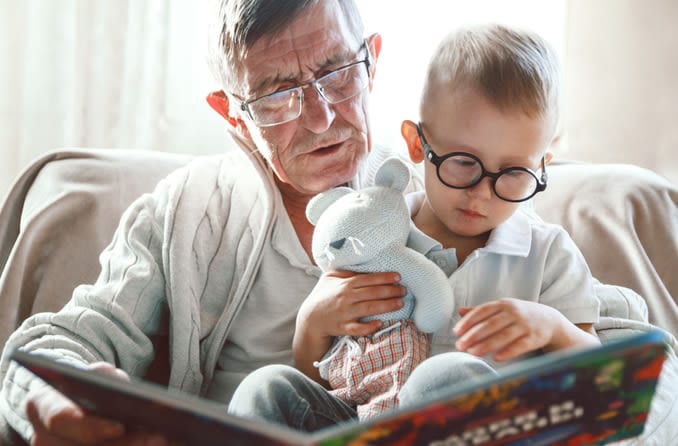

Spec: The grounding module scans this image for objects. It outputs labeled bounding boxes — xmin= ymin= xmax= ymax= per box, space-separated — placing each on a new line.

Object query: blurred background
xmin=1 ymin=0 xmax=677 ymax=200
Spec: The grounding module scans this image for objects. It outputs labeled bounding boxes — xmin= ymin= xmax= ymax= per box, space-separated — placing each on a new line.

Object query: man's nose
xmin=300 ymin=85 xmax=336 ymax=133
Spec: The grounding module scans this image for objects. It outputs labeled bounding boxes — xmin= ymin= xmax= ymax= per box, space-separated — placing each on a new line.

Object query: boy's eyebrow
xmin=447 ymin=147 xmax=539 ymax=169
xmin=496 ymin=156 xmax=543 ymax=170
xmin=430 ymin=139 xmax=541 ymax=168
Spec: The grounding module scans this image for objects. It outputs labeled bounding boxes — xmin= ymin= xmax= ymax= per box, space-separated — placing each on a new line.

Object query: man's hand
xmin=453 ymin=298 xmax=599 ymax=362
xmin=293 ymin=270 xmax=405 ymax=382
xmin=300 ymin=270 xmax=405 ymax=338
xmin=25 ymin=362 xmax=171 ymax=446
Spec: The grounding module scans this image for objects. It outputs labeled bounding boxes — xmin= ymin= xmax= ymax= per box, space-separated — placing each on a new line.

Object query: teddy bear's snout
xmin=330 ymin=238 xmax=346 ymax=250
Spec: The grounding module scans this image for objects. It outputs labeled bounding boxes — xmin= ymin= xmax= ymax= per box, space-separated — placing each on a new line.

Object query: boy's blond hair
xmin=422 ymin=24 xmax=560 ymax=120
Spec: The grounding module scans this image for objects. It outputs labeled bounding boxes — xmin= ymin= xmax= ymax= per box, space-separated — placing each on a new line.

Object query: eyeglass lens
xmin=438 ymin=155 xmax=539 ymax=201
xmin=246 ymin=59 xmax=370 ymax=126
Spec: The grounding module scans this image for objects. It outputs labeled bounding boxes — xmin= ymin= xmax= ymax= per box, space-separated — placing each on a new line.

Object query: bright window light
xmin=357 ymin=0 xmax=566 ymax=150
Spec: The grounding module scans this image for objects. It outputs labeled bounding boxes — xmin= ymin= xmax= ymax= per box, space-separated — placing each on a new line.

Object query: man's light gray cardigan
xmin=0 ymin=140 xmax=412 ymax=440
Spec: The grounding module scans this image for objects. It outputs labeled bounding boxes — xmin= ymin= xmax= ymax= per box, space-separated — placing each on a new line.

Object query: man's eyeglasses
xmin=234 ymin=41 xmax=372 ymax=127
xmin=416 ymin=122 xmax=548 ymax=203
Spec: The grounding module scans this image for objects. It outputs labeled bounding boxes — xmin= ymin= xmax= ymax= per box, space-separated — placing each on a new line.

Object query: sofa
xmin=0 ymin=148 xmax=676 ymax=444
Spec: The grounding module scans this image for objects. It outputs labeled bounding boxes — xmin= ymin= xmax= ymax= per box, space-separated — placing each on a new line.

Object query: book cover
xmin=313 ymin=330 xmax=667 ymax=446
xmin=11 ymin=330 xmax=667 ymax=446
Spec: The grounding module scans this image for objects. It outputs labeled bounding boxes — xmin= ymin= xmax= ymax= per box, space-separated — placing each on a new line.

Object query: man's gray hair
xmin=423 ymin=24 xmax=560 ymax=119
xmin=208 ymin=0 xmax=364 ymax=92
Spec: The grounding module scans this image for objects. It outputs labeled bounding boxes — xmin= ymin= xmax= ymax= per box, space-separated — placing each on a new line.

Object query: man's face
xmin=415 ymin=86 xmax=553 ymax=247
xmin=233 ymin=1 xmax=374 ymax=197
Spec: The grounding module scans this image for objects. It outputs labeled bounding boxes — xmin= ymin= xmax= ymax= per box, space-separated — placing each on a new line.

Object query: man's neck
xmin=276 ymin=179 xmax=316 ymax=261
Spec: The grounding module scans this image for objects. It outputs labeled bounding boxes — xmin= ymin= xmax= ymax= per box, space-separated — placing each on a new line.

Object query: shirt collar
xmin=484 ymin=208 xmax=532 ymax=257
xmin=271 ymin=188 xmax=316 ymax=269
xmin=405 ymin=191 xmax=532 ymax=258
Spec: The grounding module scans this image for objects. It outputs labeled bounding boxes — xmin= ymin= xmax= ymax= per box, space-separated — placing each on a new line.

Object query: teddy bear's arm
xmin=396 ymin=249 xmax=456 ymax=333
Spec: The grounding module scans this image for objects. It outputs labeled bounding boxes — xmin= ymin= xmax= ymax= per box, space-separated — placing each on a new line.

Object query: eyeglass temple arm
xmin=416 ymin=122 xmax=437 ymax=161
xmin=539 ymin=156 xmax=548 ymax=189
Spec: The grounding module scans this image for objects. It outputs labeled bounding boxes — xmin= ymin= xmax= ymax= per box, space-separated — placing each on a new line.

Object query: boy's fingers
xmin=463 ymin=323 xmax=523 ymax=357
xmin=453 ymin=303 xmax=503 ymax=335
xmin=456 ymin=313 xmax=513 ymax=351
xmin=457 ymin=306 xmax=473 ymax=316
xmin=493 ymin=335 xmax=534 ymax=361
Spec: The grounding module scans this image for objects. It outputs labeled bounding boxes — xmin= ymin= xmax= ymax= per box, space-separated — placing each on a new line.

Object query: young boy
xmin=396 ymin=23 xmax=600 ymax=405
xmin=296 ymin=23 xmax=601 ymax=416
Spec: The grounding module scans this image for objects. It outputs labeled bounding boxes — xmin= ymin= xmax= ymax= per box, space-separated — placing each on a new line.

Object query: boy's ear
xmin=544 ymin=150 xmax=554 ymax=165
xmin=206 ymin=90 xmax=240 ymax=129
xmin=401 ymin=120 xmax=424 ymax=163
xmin=366 ymin=33 xmax=382 ymax=89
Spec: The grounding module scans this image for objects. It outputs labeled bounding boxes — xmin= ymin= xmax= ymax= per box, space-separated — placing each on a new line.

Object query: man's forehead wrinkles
xmin=246 ymin=40 xmax=353 ymax=97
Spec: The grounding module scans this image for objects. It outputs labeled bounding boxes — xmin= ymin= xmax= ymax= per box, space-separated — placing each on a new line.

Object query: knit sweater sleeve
xmin=0 ymin=157 xmax=207 ymax=440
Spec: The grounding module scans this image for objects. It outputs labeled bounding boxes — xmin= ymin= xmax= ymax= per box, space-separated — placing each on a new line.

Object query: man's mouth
xmin=308 ymin=142 xmax=342 ymax=156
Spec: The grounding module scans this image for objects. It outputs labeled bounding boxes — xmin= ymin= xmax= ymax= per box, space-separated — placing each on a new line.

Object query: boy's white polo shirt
xmin=405 ymin=191 xmax=600 ymax=367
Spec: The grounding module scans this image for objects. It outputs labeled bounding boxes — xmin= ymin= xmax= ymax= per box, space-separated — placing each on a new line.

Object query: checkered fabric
xmin=326 ymin=319 xmax=430 ymax=419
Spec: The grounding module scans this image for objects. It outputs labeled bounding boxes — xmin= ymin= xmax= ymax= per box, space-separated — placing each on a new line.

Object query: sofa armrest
xmin=0 ymin=148 xmax=193 ymax=350
xmin=533 ymin=160 xmax=678 ymax=335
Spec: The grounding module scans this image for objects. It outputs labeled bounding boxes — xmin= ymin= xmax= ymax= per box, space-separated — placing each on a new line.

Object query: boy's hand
xmin=453 ymin=298 xmax=575 ymax=361
xmin=26 ymin=362 xmax=172 ymax=446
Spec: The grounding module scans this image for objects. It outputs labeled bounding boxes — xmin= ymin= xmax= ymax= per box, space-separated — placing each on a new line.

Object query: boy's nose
xmin=466 ymin=177 xmax=494 ymax=200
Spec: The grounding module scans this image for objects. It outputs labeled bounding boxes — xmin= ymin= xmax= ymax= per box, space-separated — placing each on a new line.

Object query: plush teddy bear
xmin=306 ymin=157 xmax=455 ymax=419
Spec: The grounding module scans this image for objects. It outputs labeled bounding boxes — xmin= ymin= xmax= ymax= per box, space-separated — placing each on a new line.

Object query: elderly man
xmin=0 ymin=1 xmax=407 ymax=444
xmin=4 ymin=1 xmax=675 ymax=445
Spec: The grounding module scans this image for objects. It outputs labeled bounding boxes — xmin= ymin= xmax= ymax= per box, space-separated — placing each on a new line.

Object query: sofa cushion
xmin=533 ymin=160 xmax=678 ymax=334
xmin=0 ymin=149 xmax=193 ymax=350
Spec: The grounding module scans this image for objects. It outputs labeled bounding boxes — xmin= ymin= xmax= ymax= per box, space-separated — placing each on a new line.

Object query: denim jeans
xmin=228 ymin=364 xmax=357 ymax=431
xmin=228 ymin=352 xmax=497 ymax=431
xmin=398 ymin=352 xmax=498 ymax=408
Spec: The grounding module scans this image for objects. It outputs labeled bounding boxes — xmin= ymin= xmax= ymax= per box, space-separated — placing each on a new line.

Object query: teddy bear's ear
xmin=306 ymin=187 xmax=354 ymax=225
xmin=374 ymin=157 xmax=411 ymax=192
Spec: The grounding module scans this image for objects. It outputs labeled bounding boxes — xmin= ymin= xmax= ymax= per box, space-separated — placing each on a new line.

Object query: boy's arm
xmin=545 ymin=322 xmax=599 ymax=352
xmin=454 ymin=300 xmax=599 ymax=362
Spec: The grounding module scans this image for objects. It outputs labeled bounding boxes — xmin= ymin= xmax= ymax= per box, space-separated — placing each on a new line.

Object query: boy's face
xmin=403 ymin=86 xmax=554 ymax=247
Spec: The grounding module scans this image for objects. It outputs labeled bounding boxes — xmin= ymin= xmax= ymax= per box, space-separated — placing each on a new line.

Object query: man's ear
xmin=366 ymin=33 xmax=382 ymax=90
xmin=206 ymin=90 xmax=240 ymax=129
xmin=401 ymin=120 xmax=424 ymax=163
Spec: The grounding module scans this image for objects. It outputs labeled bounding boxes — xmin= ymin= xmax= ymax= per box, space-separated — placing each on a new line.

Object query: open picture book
xmin=11 ymin=330 xmax=667 ymax=446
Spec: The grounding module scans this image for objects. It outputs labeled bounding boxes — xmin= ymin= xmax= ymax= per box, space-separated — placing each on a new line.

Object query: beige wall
xmin=561 ymin=0 xmax=678 ymax=184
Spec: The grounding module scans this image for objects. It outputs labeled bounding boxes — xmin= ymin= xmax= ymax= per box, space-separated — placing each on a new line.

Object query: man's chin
xmin=306 ymin=177 xmax=352 ymax=195
xmin=310 ymin=157 xmax=364 ymax=187
xmin=277 ymin=147 xmax=367 ymax=194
